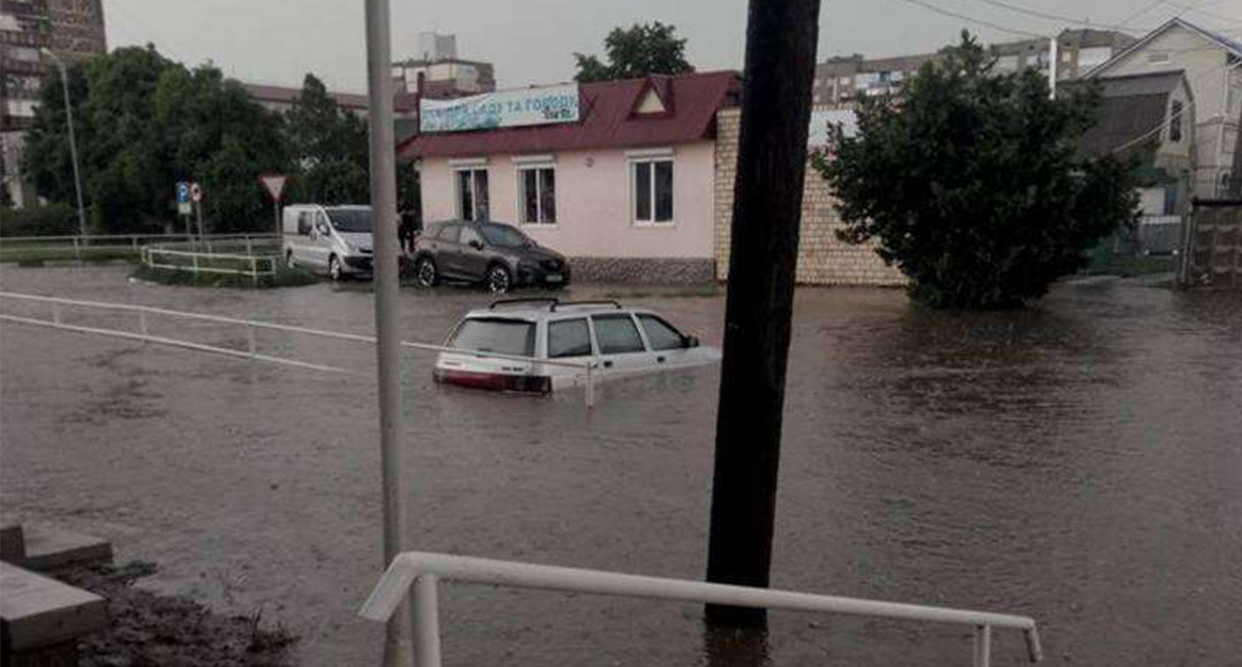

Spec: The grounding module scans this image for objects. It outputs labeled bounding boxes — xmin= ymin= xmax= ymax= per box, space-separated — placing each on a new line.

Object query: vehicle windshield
xmin=478 ymin=224 xmax=531 ymax=248
xmin=327 ymin=208 xmax=372 ymax=233
xmin=449 ymin=317 xmax=536 ymax=357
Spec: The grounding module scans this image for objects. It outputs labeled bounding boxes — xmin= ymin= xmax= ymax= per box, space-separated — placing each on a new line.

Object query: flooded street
xmin=2 ymin=265 xmax=1240 ymax=666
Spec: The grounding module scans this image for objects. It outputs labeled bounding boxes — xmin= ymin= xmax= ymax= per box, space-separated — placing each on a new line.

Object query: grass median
xmin=132 ymin=263 xmax=319 ymax=289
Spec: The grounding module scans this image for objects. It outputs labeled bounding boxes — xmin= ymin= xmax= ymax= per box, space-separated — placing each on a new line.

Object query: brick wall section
xmin=714 ymin=108 xmax=906 ymax=286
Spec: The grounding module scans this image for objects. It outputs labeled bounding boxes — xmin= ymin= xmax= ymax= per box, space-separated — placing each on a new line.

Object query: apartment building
xmin=392 ymin=32 xmax=496 ymax=100
xmin=813 ymin=28 xmax=1136 ymax=106
xmin=1 ymin=0 xmax=106 ymax=207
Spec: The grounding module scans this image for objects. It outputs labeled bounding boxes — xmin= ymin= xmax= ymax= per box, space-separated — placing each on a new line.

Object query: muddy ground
xmin=62 ymin=561 xmax=296 ymax=667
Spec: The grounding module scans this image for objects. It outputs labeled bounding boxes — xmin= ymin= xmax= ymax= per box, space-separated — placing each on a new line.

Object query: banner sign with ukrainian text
xmin=420 ymin=83 xmax=580 ymax=133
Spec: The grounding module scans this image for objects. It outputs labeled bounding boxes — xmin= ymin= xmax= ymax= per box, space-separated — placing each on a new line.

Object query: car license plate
xmin=546 ymin=274 xmax=563 ymax=283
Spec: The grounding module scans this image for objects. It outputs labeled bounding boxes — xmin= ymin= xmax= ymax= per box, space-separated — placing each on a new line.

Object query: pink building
xmin=398 ymin=71 xmax=740 ymax=282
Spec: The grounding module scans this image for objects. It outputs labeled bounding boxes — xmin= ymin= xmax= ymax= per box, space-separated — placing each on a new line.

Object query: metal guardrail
xmin=360 ymin=552 xmax=1042 ymax=667
xmin=0 ymin=233 xmax=278 ymax=262
xmin=141 ymin=247 xmax=277 ymax=286
xmin=0 ymin=292 xmax=598 ymax=406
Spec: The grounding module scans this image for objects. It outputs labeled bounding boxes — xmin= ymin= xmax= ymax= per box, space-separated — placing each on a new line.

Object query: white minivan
xmin=282 ymin=204 xmax=374 ymax=280
xmin=434 ymin=299 xmax=722 ymax=394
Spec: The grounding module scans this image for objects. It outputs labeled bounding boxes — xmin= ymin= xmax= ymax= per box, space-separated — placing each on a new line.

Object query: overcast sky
xmin=102 ymin=0 xmax=1242 ymax=94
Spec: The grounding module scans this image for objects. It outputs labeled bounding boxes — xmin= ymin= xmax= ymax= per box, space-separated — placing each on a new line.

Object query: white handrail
xmin=360 ymin=551 xmax=1042 ymax=667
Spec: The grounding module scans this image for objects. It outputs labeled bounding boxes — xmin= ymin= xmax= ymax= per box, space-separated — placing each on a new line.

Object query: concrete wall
xmin=713 ymin=108 xmax=906 ymax=286
xmin=419 ymin=142 xmax=717 ymax=282
xmin=1093 ymin=24 xmax=1241 ymax=197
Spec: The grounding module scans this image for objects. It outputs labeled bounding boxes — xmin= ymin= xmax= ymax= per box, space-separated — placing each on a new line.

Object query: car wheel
xmin=286 ymin=250 xmax=296 ymax=269
xmin=329 ymin=254 xmax=343 ymax=281
xmin=417 ymin=257 xmax=439 ymax=287
xmin=486 ymin=264 xmax=512 ymax=294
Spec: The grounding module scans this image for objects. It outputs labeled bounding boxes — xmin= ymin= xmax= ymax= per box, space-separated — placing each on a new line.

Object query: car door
xmin=432 ymin=224 xmax=462 ymax=278
xmin=636 ymin=314 xmax=695 ymax=368
xmin=589 ymin=312 xmax=652 ymax=379
xmin=545 ymin=317 xmax=594 ymax=389
xmin=457 ymin=226 xmax=491 ymax=281
xmin=309 ymin=210 xmax=334 ymax=268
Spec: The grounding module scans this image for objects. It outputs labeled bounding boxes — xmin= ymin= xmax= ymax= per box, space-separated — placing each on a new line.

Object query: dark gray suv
xmin=412 ymin=220 xmax=571 ymax=293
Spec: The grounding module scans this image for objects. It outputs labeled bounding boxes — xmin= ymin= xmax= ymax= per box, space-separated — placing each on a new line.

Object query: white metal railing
xmin=0 ymin=292 xmax=598 ymax=406
xmin=0 ymin=233 xmax=278 ymax=261
xmin=360 ymin=552 xmax=1042 ymax=667
xmin=141 ymin=246 xmax=277 ymax=286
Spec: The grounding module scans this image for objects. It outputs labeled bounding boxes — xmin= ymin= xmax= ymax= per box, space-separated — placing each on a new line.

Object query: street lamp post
xmin=41 ymin=48 xmax=88 ymax=238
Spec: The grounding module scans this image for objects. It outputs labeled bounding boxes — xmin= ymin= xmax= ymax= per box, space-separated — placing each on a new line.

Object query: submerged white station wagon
xmin=434 ymin=299 xmax=721 ymax=394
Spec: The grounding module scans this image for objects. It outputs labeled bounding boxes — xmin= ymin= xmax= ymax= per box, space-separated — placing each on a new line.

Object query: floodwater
xmin=1 ymin=265 xmax=1240 ymax=667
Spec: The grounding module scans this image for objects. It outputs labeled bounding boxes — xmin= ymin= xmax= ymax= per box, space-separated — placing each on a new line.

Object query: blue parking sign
xmin=176 ymin=182 xmax=190 ymax=204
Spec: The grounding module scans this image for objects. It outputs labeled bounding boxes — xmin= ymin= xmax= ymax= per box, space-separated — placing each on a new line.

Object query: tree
xmin=574 ymin=21 xmax=694 ymax=83
xmin=284 ymin=74 xmax=370 ymax=205
xmin=816 ymin=33 xmax=1139 ymax=309
xmin=705 ymin=0 xmax=821 ymax=628
xmin=21 ymin=46 xmax=288 ymax=234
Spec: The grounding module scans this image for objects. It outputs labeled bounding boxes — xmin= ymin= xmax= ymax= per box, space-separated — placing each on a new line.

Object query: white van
xmin=282 ymin=204 xmax=374 ymax=280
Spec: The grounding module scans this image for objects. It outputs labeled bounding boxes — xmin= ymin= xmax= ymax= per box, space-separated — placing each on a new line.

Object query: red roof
xmin=398 ymin=70 xmax=741 ymax=160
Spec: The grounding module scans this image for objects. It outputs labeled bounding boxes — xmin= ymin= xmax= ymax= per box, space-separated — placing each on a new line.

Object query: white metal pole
xmin=973 ymin=625 xmax=992 ymax=667
xmin=412 ymin=576 xmax=442 ymax=667
xmin=363 ymin=0 xmax=414 ymax=664
xmin=42 ymin=50 xmax=87 ymax=237
xmin=1048 ymin=37 xmax=1058 ymax=100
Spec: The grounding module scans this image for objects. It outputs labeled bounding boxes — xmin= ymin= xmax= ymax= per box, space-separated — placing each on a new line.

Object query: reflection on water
xmin=1 ymin=267 xmax=1240 ymax=666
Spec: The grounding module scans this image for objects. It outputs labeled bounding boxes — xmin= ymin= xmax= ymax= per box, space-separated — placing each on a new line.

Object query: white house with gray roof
xmin=1084 ymin=18 xmax=1242 ymax=198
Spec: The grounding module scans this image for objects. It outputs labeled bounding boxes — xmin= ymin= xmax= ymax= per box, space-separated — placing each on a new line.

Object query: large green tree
xmin=574 ymin=21 xmax=694 ymax=83
xmin=284 ymin=74 xmax=370 ymax=205
xmin=21 ymin=45 xmax=288 ymax=234
xmin=816 ymin=33 xmax=1139 ymax=309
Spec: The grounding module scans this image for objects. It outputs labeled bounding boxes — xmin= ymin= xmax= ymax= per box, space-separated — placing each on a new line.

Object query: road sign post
xmin=176 ymin=182 xmax=193 ymax=241
xmin=259 ymin=174 xmax=288 ymax=240
xmin=190 ymin=182 xmax=204 ymax=243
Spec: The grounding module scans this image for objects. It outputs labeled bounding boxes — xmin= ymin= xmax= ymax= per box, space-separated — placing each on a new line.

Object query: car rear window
xmin=449 ymin=318 xmax=535 ymax=357
xmin=548 ymin=318 xmax=591 ymax=358
xmin=592 ymin=314 xmax=646 ymax=354
xmin=436 ymin=224 xmax=460 ymax=242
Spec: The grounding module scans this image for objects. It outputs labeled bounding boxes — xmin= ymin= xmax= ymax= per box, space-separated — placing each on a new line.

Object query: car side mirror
xmin=684 ymin=335 xmax=700 ymax=349
xmin=469 ymin=239 xmax=484 ymax=250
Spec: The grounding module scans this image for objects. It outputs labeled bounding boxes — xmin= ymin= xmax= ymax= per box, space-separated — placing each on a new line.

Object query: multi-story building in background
xmin=392 ymin=32 xmax=495 ymax=100
xmin=813 ymin=29 xmax=1137 ymax=106
xmin=1 ymin=0 xmax=107 ymax=207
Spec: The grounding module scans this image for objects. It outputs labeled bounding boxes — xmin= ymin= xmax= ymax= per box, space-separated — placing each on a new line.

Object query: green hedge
xmin=0 ymin=204 xmax=78 ymax=238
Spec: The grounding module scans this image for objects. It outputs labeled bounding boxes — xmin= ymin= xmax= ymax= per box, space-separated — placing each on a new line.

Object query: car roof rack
xmin=489 ymin=298 xmax=560 ymax=310
xmin=550 ymin=300 xmax=623 ymax=312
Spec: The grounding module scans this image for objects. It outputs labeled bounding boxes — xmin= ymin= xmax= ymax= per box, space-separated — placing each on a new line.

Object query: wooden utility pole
xmin=705 ymin=0 xmax=822 ymax=627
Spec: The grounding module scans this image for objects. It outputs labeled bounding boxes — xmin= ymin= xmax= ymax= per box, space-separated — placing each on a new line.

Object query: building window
xmin=1229 ymin=85 xmax=1242 ymax=120
xmin=631 ymin=158 xmax=673 ymax=225
xmin=518 ymin=165 xmax=556 ymax=225
xmin=1163 ymin=186 xmax=1179 ymax=215
xmin=456 ymin=168 xmax=489 ymax=221
xmin=1170 ymin=101 xmax=1183 ymax=143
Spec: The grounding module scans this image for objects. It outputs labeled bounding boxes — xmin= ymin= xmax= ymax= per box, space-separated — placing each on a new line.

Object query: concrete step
xmin=20 ymin=526 xmax=113 ymax=574
xmin=0 ymin=561 xmax=109 ymax=658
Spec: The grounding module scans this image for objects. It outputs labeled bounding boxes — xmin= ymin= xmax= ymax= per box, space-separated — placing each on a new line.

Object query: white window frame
xmin=627 ymin=151 xmax=675 ymax=227
xmin=454 ymin=167 xmax=489 ymax=221
xmin=514 ymin=159 xmax=557 ymax=226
